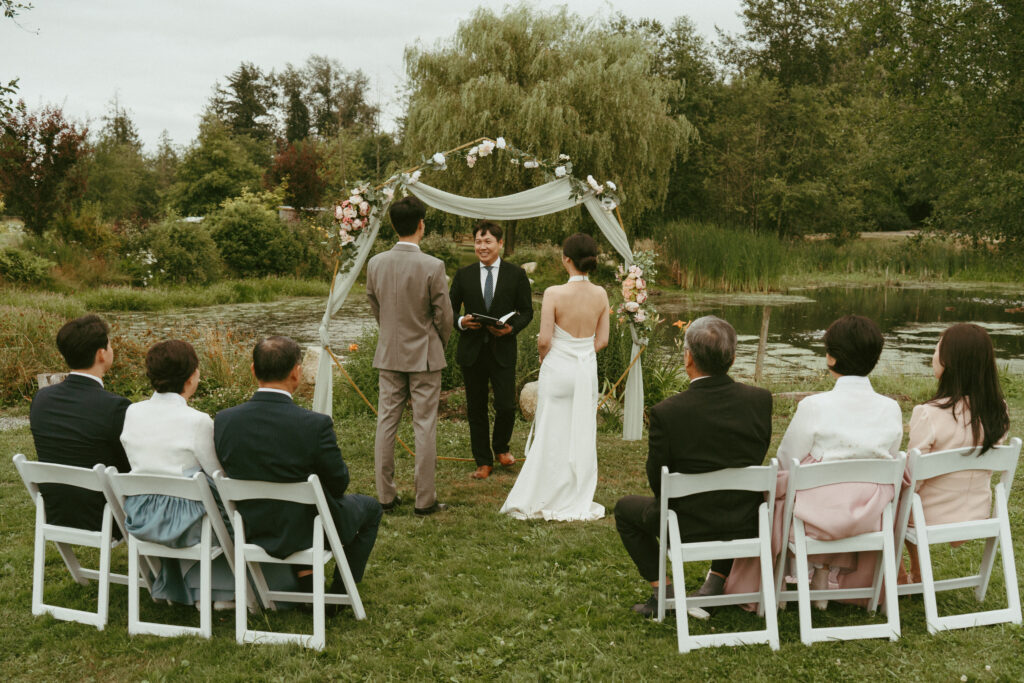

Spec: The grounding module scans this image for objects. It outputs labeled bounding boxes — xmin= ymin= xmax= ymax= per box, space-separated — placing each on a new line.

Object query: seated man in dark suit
xmin=614 ymin=315 xmax=772 ymax=617
xmin=30 ymin=314 xmax=131 ymax=532
xmin=215 ymin=335 xmax=382 ymax=593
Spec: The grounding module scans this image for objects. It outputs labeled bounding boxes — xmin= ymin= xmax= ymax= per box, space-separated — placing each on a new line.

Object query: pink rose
xmin=359 ymin=201 xmax=370 ymax=216
xmin=637 ymin=290 xmax=648 ymax=304
xmin=635 ymin=309 xmax=646 ymax=322
xmin=624 ymin=301 xmax=640 ymax=313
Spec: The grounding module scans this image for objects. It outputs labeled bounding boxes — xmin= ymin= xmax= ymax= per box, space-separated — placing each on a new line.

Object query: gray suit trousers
xmin=374 ymin=369 xmax=441 ymax=509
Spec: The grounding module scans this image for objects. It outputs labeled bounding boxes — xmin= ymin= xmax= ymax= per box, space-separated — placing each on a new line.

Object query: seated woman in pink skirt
xmin=726 ymin=315 xmax=903 ymax=610
xmin=902 ymin=323 xmax=1010 ymax=582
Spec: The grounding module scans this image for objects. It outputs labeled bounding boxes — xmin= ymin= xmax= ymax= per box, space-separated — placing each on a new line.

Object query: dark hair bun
xmin=562 ymin=232 xmax=599 ymax=274
xmin=577 ymin=255 xmax=598 ymax=273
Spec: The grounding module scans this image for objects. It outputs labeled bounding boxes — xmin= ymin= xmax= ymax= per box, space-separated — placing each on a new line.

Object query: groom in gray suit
xmin=366 ymin=196 xmax=454 ymax=516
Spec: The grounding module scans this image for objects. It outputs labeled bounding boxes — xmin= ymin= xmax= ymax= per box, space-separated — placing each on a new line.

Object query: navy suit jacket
xmin=214 ymin=391 xmax=351 ymax=559
xmin=29 ymin=374 xmax=131 ymax=531
xmin=647 ymin=375 xmax=773 ymax=542
xmin=449 ymin=260 xmax=533 ymax=368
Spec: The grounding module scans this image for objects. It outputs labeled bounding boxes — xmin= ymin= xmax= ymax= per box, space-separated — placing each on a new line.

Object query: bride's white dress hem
xmin=500 ymin=324 xmax=604 ymax=522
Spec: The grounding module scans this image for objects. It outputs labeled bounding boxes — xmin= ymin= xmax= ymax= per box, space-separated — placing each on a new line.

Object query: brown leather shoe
xmin=496 ymin=452 xmax=515 ymax=467
xmin=471 ymin=465 xmax=492 ymax=479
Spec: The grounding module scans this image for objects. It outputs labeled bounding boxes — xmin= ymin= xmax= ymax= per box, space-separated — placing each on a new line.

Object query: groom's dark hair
xmin=253 ymin=335 xmax=303 ymax=382
xmin=473 ymin=220 xmax=503 ymax=241
xmin=56 ymin=314 xmax=111 ymax=370
xmin=389 ymin=196 xmax=426 ymax=237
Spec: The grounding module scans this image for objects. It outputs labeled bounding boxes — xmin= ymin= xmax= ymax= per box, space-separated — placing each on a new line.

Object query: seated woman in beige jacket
xmin=904 ymin=323 xmax=1010 ymax=582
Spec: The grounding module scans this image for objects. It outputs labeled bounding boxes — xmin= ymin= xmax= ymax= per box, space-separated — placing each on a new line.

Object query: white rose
xmin=334 ymin=205 xmax=344 ymax=220
xmin=352 ymin=218 xmax=362 ymax=229
xmin=524 ymin=160 xmax=539 ymax=169
xmin=624 ymin=301 xmax=640 ymax=313
xmin=558 ymin=153 xmax=570 ymax=161
xmin=469 ymin=146 xmax=479 ymax=156
xmin=496 ymin=137 xmax=506 ymax=149
xmin=636 ymin=290 xmax=648 ymax=304
xmin=343 ymin=206 xmax=356 ymax=219
xmin=635 ymin=309 xmax=647 ymax=322
xmin=586 ymin=175 xmax=603 ymax=193
xmin=359 ymin=201 xmax=370 ymax=216
xmin=479 ymin=140 xmax=495 ymax=157
xmin=382 ymin=186 xmax=394 ymax=200
xmin=554 ymin=165 xmax=566 ymax=177
xmin=466 ymin=154 xmax=477 ymax=168
xmin=607 ymin=180 xmax=617 ymax=191
xmin=432 ymin=152 xmax=446 ymax=166
xmin=340 ymin=230 xmax=354 ymax=245
xmin=409 ymin=170 xmax=422 ymax=184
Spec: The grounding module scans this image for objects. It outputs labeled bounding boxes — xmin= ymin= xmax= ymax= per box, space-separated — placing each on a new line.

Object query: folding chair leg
xmin=96 ymin=513 xmax=112 ymax=630
xmin=880 ymin=507 xmax=900 ymax=641
xmin=757 ymin=508 xmax=780 ymax=651
xmin=32 ymin=503 xmax=46 ymax=617
xmin=54 ymin=543 xmax=88 ymax=586
xmin=793 ymin=519 xmax=814 ymax=646
xmin=996 ymin=491 xmax=1022 ymax=624
xmin=915 ymin=523 xmax=941 ymax=635
xmin=128 ymin=537 xmax=141 ymax=634
xmin=665 ymin=518 xmax=690 ymax=653
xmin=975 ymin=536 xmax=998 ymax=603
xmin=198 ymin=520 xmax=212 ymax=639
xmin=235 ymin=527 xmax=248 ymax=644
xmin=312 ymin=521 xmax=326 ymax=651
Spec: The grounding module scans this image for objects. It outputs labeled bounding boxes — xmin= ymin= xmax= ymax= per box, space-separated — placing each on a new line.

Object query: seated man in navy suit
xmin=30 ymin=314 xmax=132 ymax=533
xmin=215 ymin=336 xmax=382 ymax=593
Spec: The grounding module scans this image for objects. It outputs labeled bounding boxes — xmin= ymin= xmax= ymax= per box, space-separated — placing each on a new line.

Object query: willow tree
xmin=402 ymin=5 xmax=695 ymax=250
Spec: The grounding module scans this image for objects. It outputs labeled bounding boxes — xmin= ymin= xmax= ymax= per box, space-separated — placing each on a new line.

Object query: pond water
xmin=106 ymin=284 xmax=1024 ymax=378
xmin=655 ymin=285 xmax=1024 ymax=379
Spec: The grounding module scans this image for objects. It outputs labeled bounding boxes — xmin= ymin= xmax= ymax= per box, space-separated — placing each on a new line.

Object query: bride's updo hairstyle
xmin=562 ymin=232 xmax=598 ymax=273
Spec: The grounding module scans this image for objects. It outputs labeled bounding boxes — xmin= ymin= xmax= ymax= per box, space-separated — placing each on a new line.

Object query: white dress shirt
xmin=776 ymin=375 xmax=903 ymax=469
xmin=459 ymin=258 xmax=502 ymax=329
xmin=120 ymin=392 xmax=222 ymax=477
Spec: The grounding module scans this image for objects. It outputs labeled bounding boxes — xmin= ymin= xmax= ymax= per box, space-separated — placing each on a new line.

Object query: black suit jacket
xmin=449 ymin=260 xmax=533 ymax=368
xmin=215 ymin=392 xmax=350 ymax=559
xmin=646 ymin=375 xmax=773 ymax=543
xmin=29 ymin=374 xmax=131 ymax=531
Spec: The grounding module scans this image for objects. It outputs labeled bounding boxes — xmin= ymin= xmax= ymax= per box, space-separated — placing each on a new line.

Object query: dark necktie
xmin=483 ymin=265 xmax=494 ymax=310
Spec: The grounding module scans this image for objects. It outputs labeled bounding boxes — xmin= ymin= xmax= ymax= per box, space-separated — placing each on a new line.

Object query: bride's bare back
xmin=538 ymin=281 xmax=610 ymax=359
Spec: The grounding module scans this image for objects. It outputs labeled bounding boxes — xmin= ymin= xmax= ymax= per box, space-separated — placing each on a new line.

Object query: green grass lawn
xmin=3 ymin=388 xmax=1024 ymax=681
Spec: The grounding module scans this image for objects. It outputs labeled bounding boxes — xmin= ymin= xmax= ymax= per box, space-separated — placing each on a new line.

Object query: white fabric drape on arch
xmin=311 ymin=176 xmax=644 ymax=441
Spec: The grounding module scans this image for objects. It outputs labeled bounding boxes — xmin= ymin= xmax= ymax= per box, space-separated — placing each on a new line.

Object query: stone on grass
xmin=520 ymin=381 xmax=539 ymax=421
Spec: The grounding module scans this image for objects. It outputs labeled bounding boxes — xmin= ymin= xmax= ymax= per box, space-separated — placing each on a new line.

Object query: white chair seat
xmin=774 ymin=455 xmax=906 ymax=645
xmin=106 ymin=469 xmax=242 ymax=639
xmin=657 ymin=461 xmax=780 ymax=653
xmin=213 ymin=472 xmax=365 ymax=651
xmin=13 ymin=454 xmax=140 ymax=630
xmin=893 ymin=438 xmax=1022 ymax=633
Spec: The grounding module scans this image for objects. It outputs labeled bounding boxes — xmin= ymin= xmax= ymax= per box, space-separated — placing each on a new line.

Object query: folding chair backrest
xmin=106 ymin=469 xmax=235 ymax=556
xmin=14 ymin=455 xmax=107 ymax=497
xmin=662 ymin=462 xmax=778 ymax=500
xmin=907 ymin=437 xmax=1021 ymax=488
xmin=788 ymin=455 xmax=905 ymax=491
xmin=213 ymin=475 xmax=319 ymax=506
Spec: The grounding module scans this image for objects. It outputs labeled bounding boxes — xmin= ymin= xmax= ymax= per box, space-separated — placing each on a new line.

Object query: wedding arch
xmin=310 ymin=136 xmax=648 ymax=442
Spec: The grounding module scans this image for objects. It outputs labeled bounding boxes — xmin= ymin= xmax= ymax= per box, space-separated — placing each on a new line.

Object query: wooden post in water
xmin=754 ymin=305 xmax=772 ymax=383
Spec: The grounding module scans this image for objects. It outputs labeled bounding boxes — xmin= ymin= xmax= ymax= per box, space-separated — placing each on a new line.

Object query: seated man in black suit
xmin=30 ymin=314 xmax=131 ymax=532
xmin=215 ymin=336 xmax=382 ymax=593
xmin=614 ymin=316 xmax=772 ymax=618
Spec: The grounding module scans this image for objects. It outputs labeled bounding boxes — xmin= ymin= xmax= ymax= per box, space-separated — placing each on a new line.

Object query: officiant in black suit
xmin=449 ymin=221 xmax=534 ymax=480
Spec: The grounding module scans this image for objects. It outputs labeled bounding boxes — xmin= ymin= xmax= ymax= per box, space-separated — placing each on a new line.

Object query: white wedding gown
xmin=500 ymin=324 xmax=605 ymax=521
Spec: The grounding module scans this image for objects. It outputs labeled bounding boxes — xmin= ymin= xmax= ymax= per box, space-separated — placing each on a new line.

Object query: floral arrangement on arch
xmin=324 ymin=183 xmax=394 ymax=257
xmin=615 ymin=250 xmax=659 ymax=338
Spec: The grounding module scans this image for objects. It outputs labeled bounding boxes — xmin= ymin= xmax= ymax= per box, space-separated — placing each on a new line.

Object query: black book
xmin=470 ymin=312 xmax=515 ymax=327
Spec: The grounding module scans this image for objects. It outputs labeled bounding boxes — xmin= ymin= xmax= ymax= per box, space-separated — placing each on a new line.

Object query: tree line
xmin=1 ymin=1 xmax=1022 ymax=251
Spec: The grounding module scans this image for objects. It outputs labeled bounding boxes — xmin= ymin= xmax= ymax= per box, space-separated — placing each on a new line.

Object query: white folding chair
xmin=893 ymin=437 xmax=1022 ymax=633
xmin=106 ymin=468 xmax=241 ymax=639
xmin=774 ymin=454 xmax=905 ymax=645
xmin=13 ymin=454 xmax=131 ymax=630
xmin=213 ymin=471 xmax=365 ymax=651
xmin=656 ymin=460 xmax=780 ymax=653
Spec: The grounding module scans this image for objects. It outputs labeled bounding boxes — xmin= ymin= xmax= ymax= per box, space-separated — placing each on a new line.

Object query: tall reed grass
xmin=653 ymin=220 xmax=1021 ymax=292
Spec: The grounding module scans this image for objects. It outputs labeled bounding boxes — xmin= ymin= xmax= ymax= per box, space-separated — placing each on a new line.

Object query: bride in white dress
xmin=501 ymin=233 xmax=609 ymax=521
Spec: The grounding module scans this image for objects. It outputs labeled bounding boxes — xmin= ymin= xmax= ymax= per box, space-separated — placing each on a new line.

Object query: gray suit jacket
xmin=366 ymin=242 xmax=453 ymax=372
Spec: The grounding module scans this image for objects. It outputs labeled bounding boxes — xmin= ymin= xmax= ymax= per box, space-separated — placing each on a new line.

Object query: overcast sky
xmin=2 ymin=1 xmax=744 ymax=151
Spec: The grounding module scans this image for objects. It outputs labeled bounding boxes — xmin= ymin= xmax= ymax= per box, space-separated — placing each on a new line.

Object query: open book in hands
xmin=470 ymin=311 xmax=515 ymax=328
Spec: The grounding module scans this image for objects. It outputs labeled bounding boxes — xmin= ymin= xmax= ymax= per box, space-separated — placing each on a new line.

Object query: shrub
xmin=208 ymin=194 xmax=303 ymax=277
xmin=0 ymin=247 xmax=55 ymax=286
xmin=145 ymin=217 xmax=223 ymax=285
xmin=0 ymin=304 xmax=67 ymax=404
xmin=53 ymin=202 xmax=120 ymax=251
xmin=420 ymin=231 xmax=460 ymax=268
